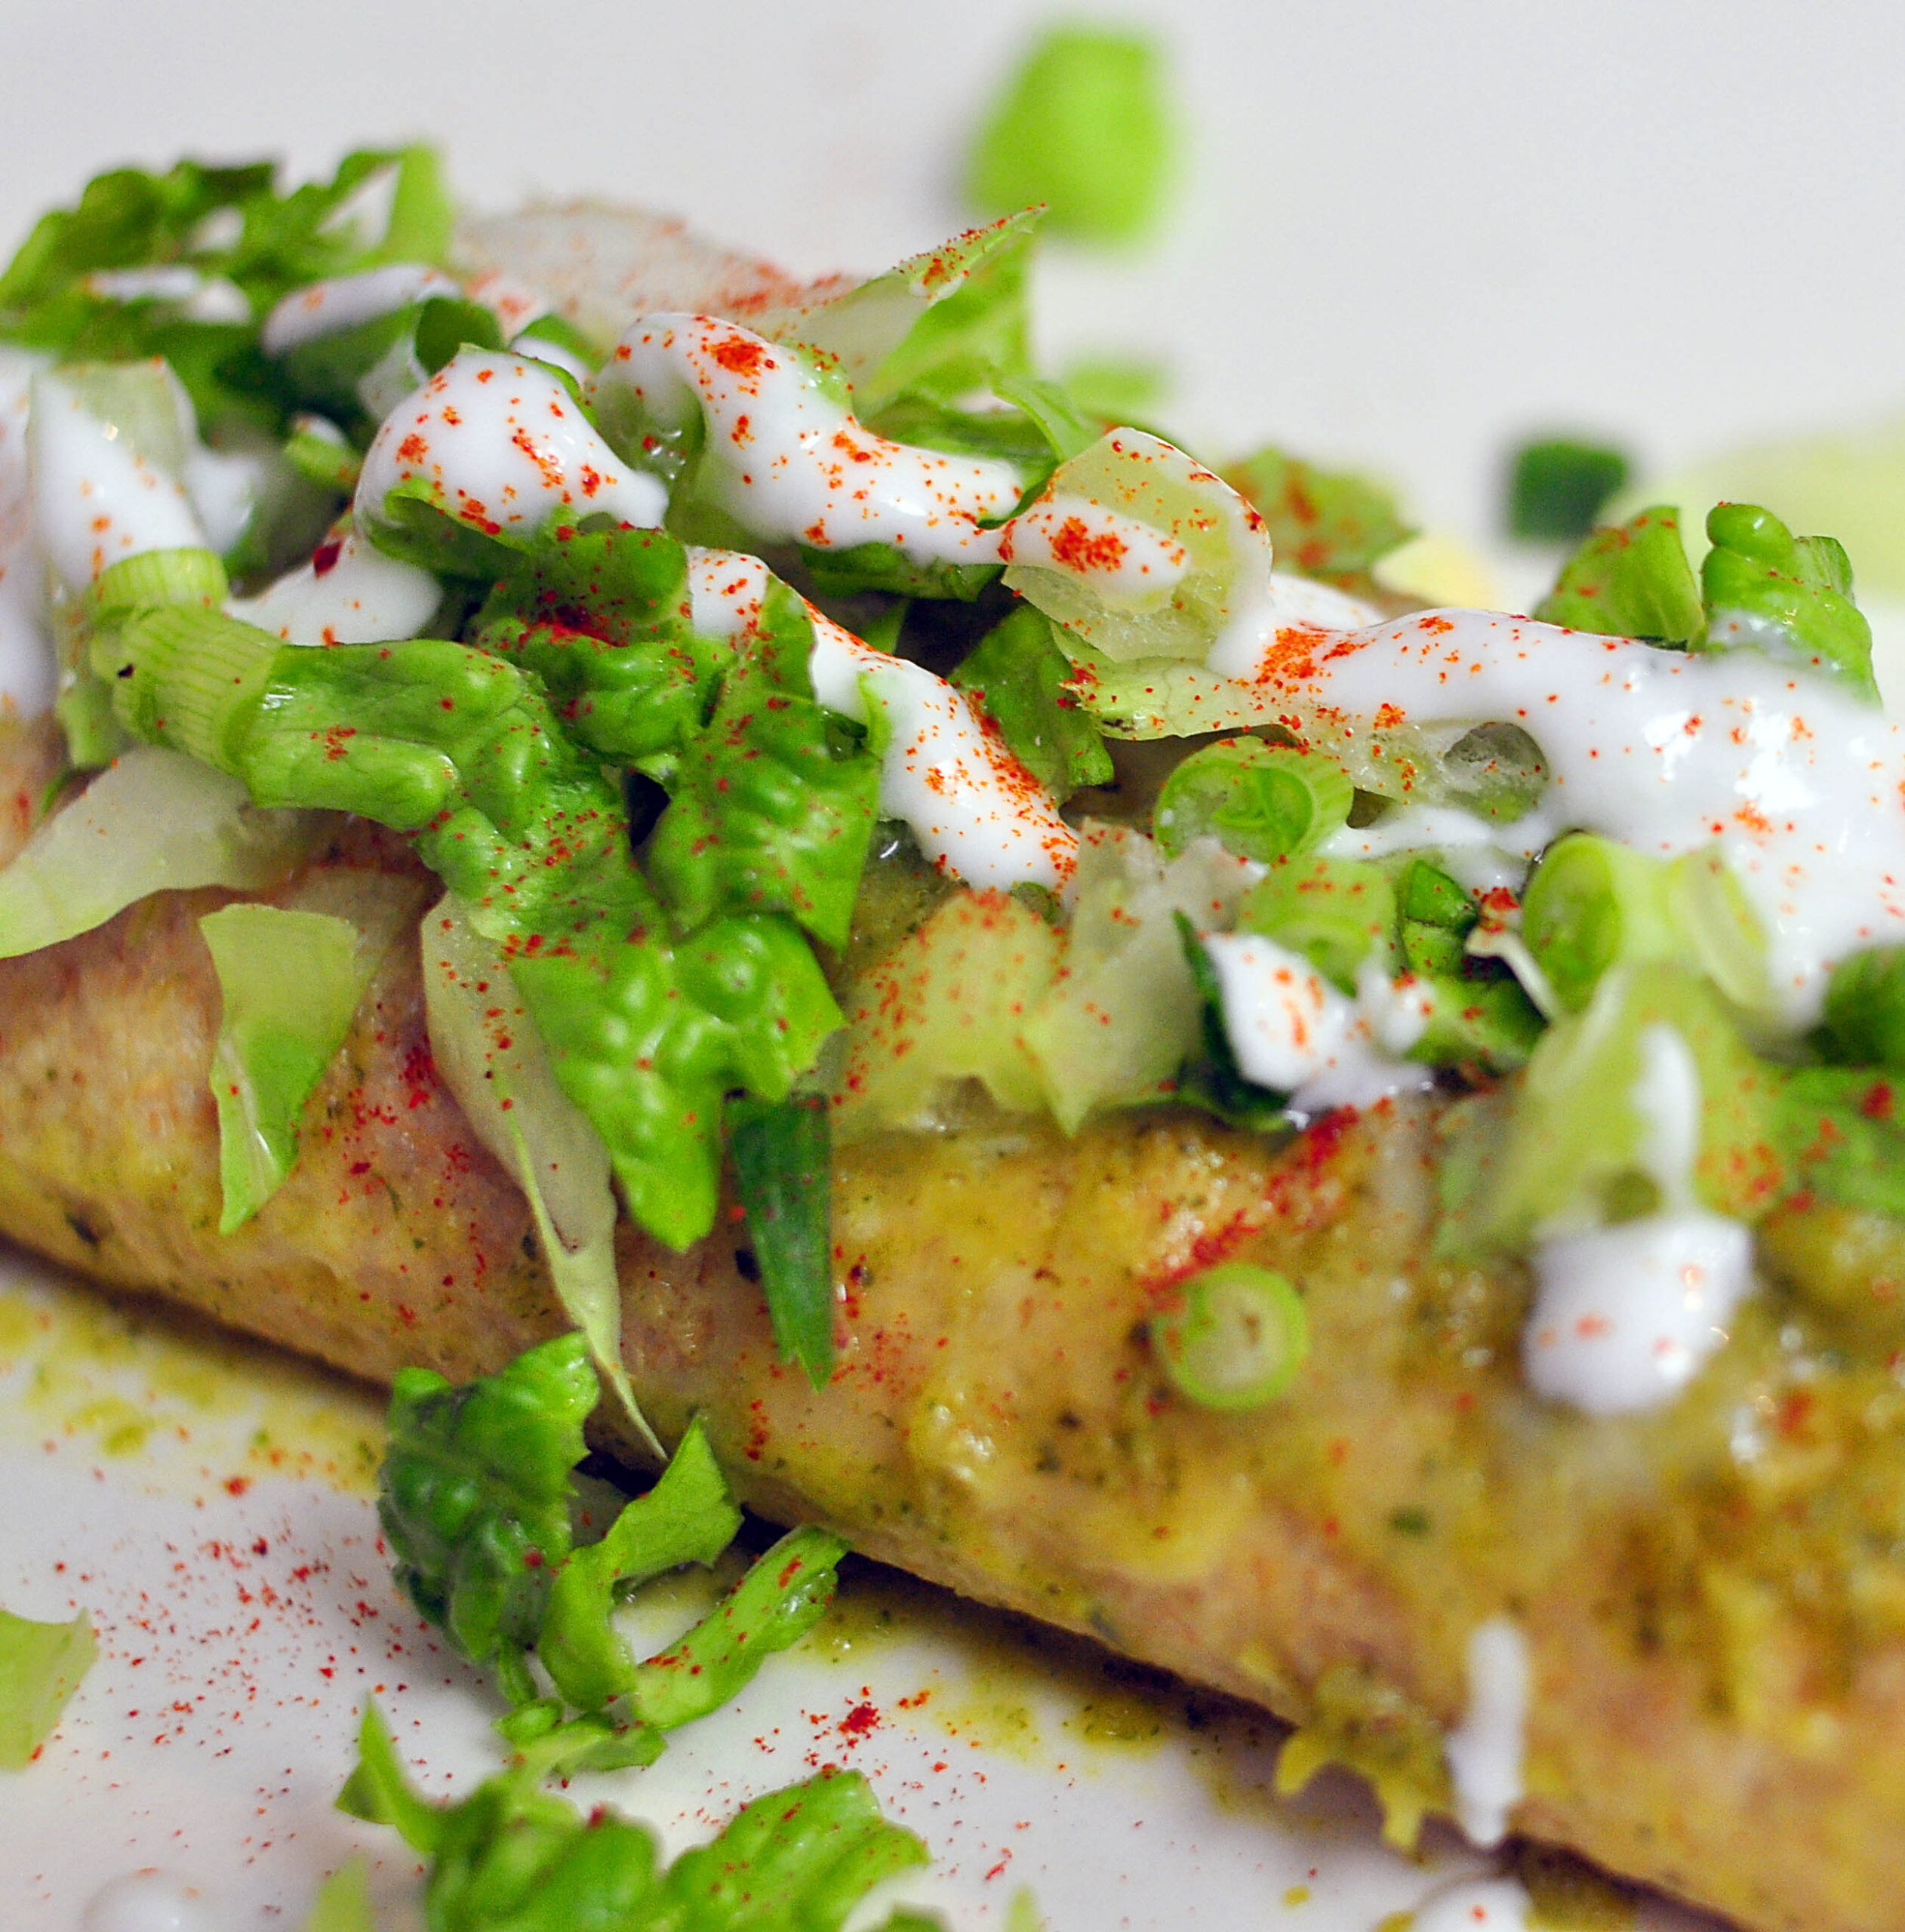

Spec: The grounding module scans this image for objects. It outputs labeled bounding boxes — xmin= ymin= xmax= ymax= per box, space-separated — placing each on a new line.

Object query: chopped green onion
xmin=966 ymin=25 xmax=1175 ymax=243
xmin=1153 ymin=1263 xmax=1309 ymax=1411
xmin=1700 ymin=500 xmax=1878 ymax=701
xmin=1520 ymin=834 xmax=1682 ymax=1014
xmin=1521 ymin=833 xmax=1771 ymax=1017
xmin=730 ymin=1093 xmax=837 ymax=1388
xmin=1237 ymin=856 xmax=1396 ymax=993
xmin=1153 ymin=739 xmax=1353 ymax=866
xmin=1506 ymin=437 xmax=1631 ymax=541
xmin=0 ymin=1604 xmax=94 ymax=1767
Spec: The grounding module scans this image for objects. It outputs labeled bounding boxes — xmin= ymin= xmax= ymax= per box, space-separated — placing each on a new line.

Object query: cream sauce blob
xmin=1000 ymin=491 xmax=1190 ymax=598
xmin=597 ymin=314 xmax=1023 ymax=562
xmin=1202 ymin=571 xmax=1382 ymax=678
xmin=84 ymin=266 xmax=251 ymax=324
xmin=1197 ymin=932 xmax=1438 ymax=1120
xmin=1442 ymin=1616 xmax=1530 ymax=1848
xmin=226 ymin=522 xmax=442 ymax=646
xmin=1524 ymin=1024 xmax=1754 ymax=1414
xmin=0 ymin=347 xmax=54 ymax=716
xmin=1409 ymin=1877 xmax=1532 ymax=1932
xmin=1260 ymin=608 xmax=1905 ymax=1029
xmin=355 ymin=349 xmax=666 ymax=550
xmin=686 ymin=546 xmax=1075 ymax=891
xmin=82 ymin=1869 xmax=218 ymax=1932
xmin=260 ymin=261 xmax=459 ymax=355
xmin=27 ymin=369 xmax=207 ymax=589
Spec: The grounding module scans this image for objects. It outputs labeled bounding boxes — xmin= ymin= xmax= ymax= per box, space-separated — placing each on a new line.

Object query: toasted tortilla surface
xmin=0 ymin=716 xmax=1902 ymax=1932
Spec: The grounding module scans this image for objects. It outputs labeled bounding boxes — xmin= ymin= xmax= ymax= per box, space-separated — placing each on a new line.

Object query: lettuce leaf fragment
xmin=420 ymin=897 xmax=654 ymax=1455
xmin=300 ymin=1859 xmax=376 ymax=1932
xmin=1225 ymin=447 xmax=1414 ymax=589
xmin=0 ymin=148 xmax=452 ymax=435
xmin=341 ymin=1701 xmax=930 ymax=1932
xmin=966 ymin=26 xmax=1175 ymax=244
xmin=380 ymin=1336 xmax=848 ymax=1761
xmin=200 ymin=902 xmax=383 ymax=1232
xmin=950 ymin=605 xmax=1112 ymax=802
xmin=0 ymin=1604 xmax=94 ymax=1767
xmin=1532 ymin=506 xmax=1703 ymax=645
xmin=0 ymin=746 xmax=328 ymax=959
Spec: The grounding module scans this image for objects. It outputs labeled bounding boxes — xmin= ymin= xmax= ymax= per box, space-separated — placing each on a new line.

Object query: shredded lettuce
xmin=1454 ymin=964 xmax=1783 ymax=1253
xmin=0 ymin=148 xmax=453 ymax=435
xmin=832 ymin=888 xmax=1061 ymax=1134
xmin=466 ymin=525 xmax=720 ymax=764
xmin=1532 ymin=506 xmax=1703 ymax=645
xmin=1003 ymin=429 xmax=1270 ymax=664
xmin=419 ymin=896 xmax=654 ymax=1454
xmin=380 ymin=1336 xmax=847 ymax=1756
xmin=300 ymin=1860 xmax=376 ymax=1932
xmin=200 ymin=903 xmax=383 ymax=1232
xmin=772 ymin=207 xmax=1042 ymax=415
xmin=277 ymin=293 xmax=503 ymax=438
xmin=341 ymin=1701 xmax=929 ymax=1932
xmin=949 ymin=605 xmax=1112 ymax=802
xmin=89 ymin=596 xmax=845 ymax=1253
xmin=380 ymin=1333 xmax=601 ymax=1700
xmin=0 ymin=746 xmax=328 ymax=958
xmin=1026 ymin=829 xmax=1258 ymax=1131
xmin=0 ymin=1604 xmax=94 ymax=1767
xmin=966 ymin=26 xmax=1175 ymax=243
xmin=1225 ymin=447 xmax=1414 ymax=588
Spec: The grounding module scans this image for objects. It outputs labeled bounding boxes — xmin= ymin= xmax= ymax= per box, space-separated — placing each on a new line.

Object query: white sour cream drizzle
xmin=260 ymin=261 xmax=460 ymax=355
xmin=1001 ymin=491 xmax=1191 ymax=598
xmin=1257 ymin=607 xmax=1905 ymax=1030
xmin=1524 ymin=1023 xmax=1754 ymax=1415
xmin=85 ymin=265 xmax=251 ymax=324
xmin=0 ymin=347 xmax=54 ymax=716
xmin=226 ymin=522 xmax=441 ymax=646
xmin=1202 ymin=571 xmax=1382 ymax=678
xmin=686 ymin=546 xmax=1076 ymax=892
xmin=27 ymin=369 xmax=207 ymax=589
xmin=1198 ymin=933 xmax=1437 ymax=1120
xmin=597 ymin=315 xmax=1023 ymax=562
xmin=1442 ymin=1615 xmax=1530 ymax=1848
xmin=356 ymin=349 xmax=666 ymax=548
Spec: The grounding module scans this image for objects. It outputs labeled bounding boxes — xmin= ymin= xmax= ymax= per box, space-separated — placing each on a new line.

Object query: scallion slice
xmin=1153 ymin=1262 xmax=1308 ymax=1411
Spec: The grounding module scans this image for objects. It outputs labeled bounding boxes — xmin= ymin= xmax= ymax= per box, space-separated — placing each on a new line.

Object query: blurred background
xmin=3 ymin=0 xmax=1904 ymax=596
